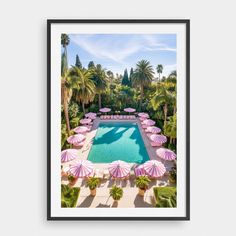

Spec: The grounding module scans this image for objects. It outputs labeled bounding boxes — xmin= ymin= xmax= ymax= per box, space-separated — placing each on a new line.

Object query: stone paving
xmin=61 ymin=117 xmax=175 ymax=208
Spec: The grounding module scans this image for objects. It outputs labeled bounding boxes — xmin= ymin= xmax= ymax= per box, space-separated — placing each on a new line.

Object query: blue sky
xmin=66 ymin=34 xmax=176 ymax=77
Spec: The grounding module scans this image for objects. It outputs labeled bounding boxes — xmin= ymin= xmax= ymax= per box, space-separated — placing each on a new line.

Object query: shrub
xmin=87 ymin=177 xmax=100 ymax=190
xmin=169 ymin=165 xmax=177 ymax=183
xmin=61 ymin=184 xmax=80 ymax=208
xmin=109 ymin=185 xmax=123 ymax=201
xmin=135 ymin=176 xmax=150 ymax=190
xmin=153 ymin=187 xmax=176 ymax=208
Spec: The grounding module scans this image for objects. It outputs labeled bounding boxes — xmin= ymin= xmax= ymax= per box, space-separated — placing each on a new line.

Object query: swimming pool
xmin=88 ymin=122 xmax=150 ymax=164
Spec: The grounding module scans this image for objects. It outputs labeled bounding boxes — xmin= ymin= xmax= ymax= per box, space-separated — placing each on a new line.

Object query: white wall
xmin=0 ymin=0 xmax=236 ymax=235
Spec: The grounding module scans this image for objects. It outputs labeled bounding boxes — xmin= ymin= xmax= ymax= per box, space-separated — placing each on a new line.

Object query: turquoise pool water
xmin=88 ymin=122 xmax=150 ymax=164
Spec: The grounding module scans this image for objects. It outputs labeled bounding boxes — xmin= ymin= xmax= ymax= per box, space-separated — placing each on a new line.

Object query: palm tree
xmin=69 ymin=66 xmax=95 ymax=114
xmin=61 ymin=34 xmax=70 ymax=66
xmin=61 ymin=34 xmax=71 ymax=135
xmin=132 ymin=60 xmax=154 ymax=110
xmin=90 ymin=64 xmax=108 ymax=109
xmin=151 ymin=82 xmax=175 ymax=124
xmin=164 ymin=113 xmax=176 ymax=144
xmin=156 ymin=64 xmax=163 ymax=81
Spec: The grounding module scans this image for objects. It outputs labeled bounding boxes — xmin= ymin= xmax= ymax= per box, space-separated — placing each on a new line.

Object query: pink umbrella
xmin=67 ymin=134 xmax=86 ymax=145
xmin=99 ymin=107 xmax=111 ymax=113
xmin=149 ymin=134 xmax=167 ymax=144
xmin=108 ymin=160 xmax=131 ymax=178
xmin=138 ymin=112 xmax=149 ymax=118
xmin=142 ymin=119 xmax=155 ymax=126
xmin=69 ymin=160 xmax=94 ymax=178
xmin=143 ymin=160 xmax=166 ymax=178
xmin=85 ymin=112 xmax=97 ymax=118
xmin=156 ymin=148 xmax=177 ymax=161
xmin=145 ymin=126 xmax=161 ymax=134
xmin=124 ymin=107 xmax=136 ymax=113
xmin=80 ymin=118 xmax=92 ymax=125
xmin=134 ymin=165 xmax=145 ymax=176
xmin=61 ymin=149 xmax=78 ymax=163
xmin=74 ymin=126 xmax=89 ymax=133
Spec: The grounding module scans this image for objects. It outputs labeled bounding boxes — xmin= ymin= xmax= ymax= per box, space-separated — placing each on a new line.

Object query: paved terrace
xmin=61 ymin=117 xmax=175 ymax=208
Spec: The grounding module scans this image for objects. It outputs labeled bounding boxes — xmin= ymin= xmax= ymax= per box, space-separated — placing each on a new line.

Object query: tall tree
xmin=132 ymin=60 xmax=154 ymax=110
xmin=75 ymin=54 xmax=82 ymax=69
xmin=61 ymin=34 xmax=70 ymax=67
xmin=91 ymin=64 xmax=108 ymax=109
xmin=156 ymin=64 xmax=163 ymax=81
xmin=129 ymin=67 xmax=134 ymax=85
xmin=61 ymin=34 xmax=71 ymax=135
xmin=88 ymin=61 xmax=95 ymax=69
xmin=69 ymin=66 xmax=95 ymax=114
xmin=164 ymin=113 xmax=176 ymax=144
xmin=151 ymin=82 xmax=175 ymax=124
xmin=122 ymin=68 xmax=130 ymax=86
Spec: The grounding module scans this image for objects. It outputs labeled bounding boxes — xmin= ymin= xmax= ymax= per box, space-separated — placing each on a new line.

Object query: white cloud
xmin=70 ymin=34 xmax=176 ymax=64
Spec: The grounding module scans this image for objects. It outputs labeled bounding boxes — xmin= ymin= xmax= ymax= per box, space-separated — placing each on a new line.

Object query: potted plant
xmin=109 ymin=185 xmax=123 ymax=204
xmin=87 ymin=177 xmax=100 ymax=196
xmin=135 ymin=176 xmax=151 ymax=196
xmin=68 ymin=175 xmax=78 ymax=187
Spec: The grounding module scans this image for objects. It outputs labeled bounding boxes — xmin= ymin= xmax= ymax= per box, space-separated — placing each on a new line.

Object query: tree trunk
xmin=62 ymin=86 xmax=70 ymax=135
xmin=173 ymin=106 xmax=176 ymax=115
xmin=82 ymin=102 xmax=85 ymax=114
xmin=159 ymin=73 xmax=161 ymax=81
xmin=98 ymin=94 xmax=102 ymax=109
xmin=163 ymin=103 xmax=168 ymax=125
xmin=140 ymin=84 xmax=143 ymax=111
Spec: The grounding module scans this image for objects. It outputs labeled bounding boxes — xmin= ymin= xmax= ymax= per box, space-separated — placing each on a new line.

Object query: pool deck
xmin=62 ymin=117 xmax=175 ymax=208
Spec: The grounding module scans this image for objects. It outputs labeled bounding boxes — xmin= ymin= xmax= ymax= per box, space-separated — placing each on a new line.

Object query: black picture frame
xmin=47 ymin=19 xmax=190 ymax=221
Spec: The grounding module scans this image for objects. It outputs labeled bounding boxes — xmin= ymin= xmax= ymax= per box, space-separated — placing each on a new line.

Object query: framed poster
xmin=47 ymin=19 xmax=190 ymax=220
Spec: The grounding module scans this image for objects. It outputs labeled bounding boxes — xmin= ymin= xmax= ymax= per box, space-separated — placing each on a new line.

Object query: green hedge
xmin=153 ymin=187 xmax=176 ymax=208
xmin=61 ymin=184 xmax=80 ymax=208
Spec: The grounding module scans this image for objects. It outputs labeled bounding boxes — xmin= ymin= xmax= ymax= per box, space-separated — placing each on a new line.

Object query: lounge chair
xmin=150 ymin=141 xmax=162 ymax=147
xmin=94 ymin=169 xmax=103 ymax=179
xmin=142 ymin=125 xmax=149 ymax=129
xmin=73 ymin=141 xmax=85 ymax=148
xmin=103 ymin=169 xmax=110 ymax=179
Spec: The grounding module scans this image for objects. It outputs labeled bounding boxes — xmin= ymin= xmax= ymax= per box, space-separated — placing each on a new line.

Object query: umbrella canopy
xmin=138 ymin=112 xmax=149 ymax=118
xmin=67 ymin=134 xmax=86 ymax=145
xmin=145 ymin=126 xmax=161 ymax=134
xmin=61 ymin=149 xmax=78 ymax=163
xmin=149 ymin=134 xmax=167 ymax=144
xmin=74 ymin=126 xmax=89 ymax=133
xmin=143 ymin=160 xmax=166 ymax=177
xmin=124 ymin=107 xmax=136 ymax=113
xmin=108 ymin=160 xmax=131 ymax=178
xmin=85 ymin=112 xmax=97 ymax=118
xmin=156 ymin=148 xmax=177 ymax=161
xmin=142 ymin=119 xmax=155 ymax=126
xmin=69 ymin=160 xmax=94 ymax=178
xmin=99 ymin=107 xmax=111 ymax=113
xmin=134 ymin=165 xmax=145 ymax=176
xmin=80 ymin=118 xmax=92 ymax=125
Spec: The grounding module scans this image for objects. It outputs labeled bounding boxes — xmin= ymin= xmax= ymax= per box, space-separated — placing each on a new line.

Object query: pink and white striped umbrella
xmin=80 ymin=118 xmax=92 ymax=125
xmin=149 ymin=134 xmax=167 ymax=144
xmin=74 ymin=126 xmax=89 ymax=133
xmin=145 ymin=126 xmax=161 ymax=134
xmin=61 ymin=149 xmax=78 ymax=163
xmin=143 ymin=160 xmax=166 ymax=177
xmin=138 ymin=112 xmax=149 ymax=118
xmin=69 ymin=160 xmax=94 ymax=178
xmin=124 ymin=107 xmax=136 ymax=113
xmin=142 ymin=119 xmax=156 ymax=126
xmin=99 ymin=107 xmax=111 ymax=113
xmin=85 ymin=112 xmax=97 ymax=118
xmin=108 ymin=160 xmax=131 ymax=178
xmin=134 ymin=165 xmax=145 ymax=176
xmin=156 ymin=148 xmax=177 ymax=161
xmin=67 ymin=134 xmax=86 ymax=145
